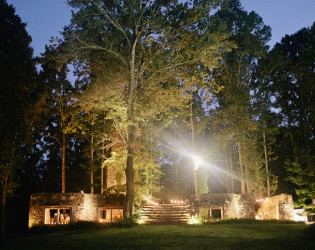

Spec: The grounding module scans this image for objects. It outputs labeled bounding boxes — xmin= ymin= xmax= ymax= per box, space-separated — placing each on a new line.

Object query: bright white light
xmin=193 ymin=156 xmax=202 ymax=170
xmin=293 ymin=209 xmax=307 ymax=222
xmin=137 ymin=218 xmax=145 ymax=224
xmin=188 ymin=215 xmax=201 ymax=225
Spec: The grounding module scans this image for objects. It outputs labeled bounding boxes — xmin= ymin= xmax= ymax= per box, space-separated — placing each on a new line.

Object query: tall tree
xmin=0 ymin=0 xmax=37 ymax=237
xmin=265 ymin=23 xmax=315 ymax=206
xmin=207 ymin=0 xmax=271 ymax=194
xmin=64 ymin=0 xmax=226 ymax=218
xmin=36 ymin=44 xmax=77 ymax=193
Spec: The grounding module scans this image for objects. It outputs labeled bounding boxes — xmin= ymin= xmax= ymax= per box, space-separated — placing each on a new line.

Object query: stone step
xmin=143 ymin=204 xmax=188 ymax=207
xmin=142 ymin=214 xmax=188 ymax=217
xmin=142 ymin=206 xmax=189 ymax=210
xmin=144 ymin=218 xmax=189 ymax=225
xmin=140 ymin=204 xmax=191 ymax=225
xmin=141 ymin=214 xmax=189 ymax=218
xmin=142 ymin=205 xmax=188 ymax=208
xmin=141 ymin=208 xmax=188 ymax=212
xmin=141 ymin=212 xmax=188 ymax=216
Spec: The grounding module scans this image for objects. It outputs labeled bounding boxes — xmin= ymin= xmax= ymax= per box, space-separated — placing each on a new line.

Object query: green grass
xmin=2 ymin=223 xmax=315 ymax=249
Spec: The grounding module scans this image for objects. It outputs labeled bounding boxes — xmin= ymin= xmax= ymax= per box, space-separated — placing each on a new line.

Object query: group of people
xmin=50 ymin=212 xmax=70 ymax=224
xmin=60 ymin=213 xmax=70 ymax=224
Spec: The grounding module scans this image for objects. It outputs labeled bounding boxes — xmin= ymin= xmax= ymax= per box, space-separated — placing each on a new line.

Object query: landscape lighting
xmin=193 ymin=156 xmax=202 ymax=170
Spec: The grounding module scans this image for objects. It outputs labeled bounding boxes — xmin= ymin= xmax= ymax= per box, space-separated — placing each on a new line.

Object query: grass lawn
xmin=2 ymin=223 xmax=315 ymax=249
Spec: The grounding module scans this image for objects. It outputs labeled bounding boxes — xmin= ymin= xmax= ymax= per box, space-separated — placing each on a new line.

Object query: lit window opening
xmin=99 ymin=208 xmax=123 ymax=223
xmin=200 ymin=207 xmax=223 ymax=221
xmin=45 ymin=208 xmax=71 ymax=225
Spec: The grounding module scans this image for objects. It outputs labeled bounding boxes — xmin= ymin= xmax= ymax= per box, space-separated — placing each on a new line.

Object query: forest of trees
xmin=0 ymin=0 xmax=314 ymax=237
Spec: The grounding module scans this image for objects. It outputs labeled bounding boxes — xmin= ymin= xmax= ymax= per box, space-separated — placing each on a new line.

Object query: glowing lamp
xmin=193 ymin=156 xmax=202 ymax=170
xmin=137 ymin=218 xmax=145 ymax=224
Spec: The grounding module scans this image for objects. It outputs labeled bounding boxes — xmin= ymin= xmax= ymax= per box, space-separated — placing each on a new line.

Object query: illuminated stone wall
xmin=29 ymin=193 xmax=124 ymax=228
xmin=191 ymin=193 xmax=294 ymax=220
xmin=191 ymin=193 xmax=256 ymax=219
xmin=256 ymin=194 xmax=294 ymax=220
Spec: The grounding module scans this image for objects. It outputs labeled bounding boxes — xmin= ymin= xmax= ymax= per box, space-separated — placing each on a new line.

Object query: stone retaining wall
xmin=256 ymin=194 xmax=294 ymax=220
xmin=29 ymin=193 xmax=124 ymax=228
xmin=190 ymin=193 xmax=256 ymax=219
xmin=190 ymin=193 xmax=294 ymax=220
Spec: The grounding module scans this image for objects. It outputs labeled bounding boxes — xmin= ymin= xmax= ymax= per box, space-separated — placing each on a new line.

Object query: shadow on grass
xmin=2 ymin=221 xmax=315 ymax=249
xmin=204 ymin=218 xmax=305 ymax=225
xmin=28 ymin=219 xmax=138 ymax=235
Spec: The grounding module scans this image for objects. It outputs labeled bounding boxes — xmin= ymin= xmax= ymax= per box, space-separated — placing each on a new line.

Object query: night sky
xmin=6 ymin=0 xmax=315 ymax=57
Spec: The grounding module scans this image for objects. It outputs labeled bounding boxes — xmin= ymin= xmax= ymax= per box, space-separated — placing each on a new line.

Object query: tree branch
xmin=91 ymin=0 xmax=131 ymax=48
xmin=146 ymin=57 xmax=202 ymax=81
xmin=42 ymin=134 xmax=62 ymax=148
xmin=77 ymin=38 xmax=128 ymax=66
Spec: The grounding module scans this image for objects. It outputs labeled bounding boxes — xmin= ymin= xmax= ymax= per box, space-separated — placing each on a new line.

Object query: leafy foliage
xmin=0 ymin=0 xmax=38 ymax=237
xmin=264 ymin=22 xmax=315 ymax=206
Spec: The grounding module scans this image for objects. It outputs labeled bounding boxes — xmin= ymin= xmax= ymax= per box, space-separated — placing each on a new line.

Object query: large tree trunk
xmin=238 ymin=141 xmax=246 ymax=194
xmin=125 ymin=39 xmax=137 ymax=219
xmin=228 ymin=145 xmax=234 ymax=193
xmin=190 ymin=91 xmax=198 ymax=195
xmin=101 ymin=115 xmax=106 ymax=195
xmin=101 ymin=140 xmax=104 ymax=195
xmin=90 ymin=131 xmax=94 ymax=194
xmin=244 ymin=164 xmax=251 ymax=193
xmin=62 ymin=133 xmax=66 ymax=193
xmin=224 ymin=148 xmax=230 ymax=193
xmin=284 ymin=107 xmax=298 ymax=162
xmin=0 ymin=169 xmax=9 ymax=239
xmin=263 ymin=132 xmax=270 ymax=197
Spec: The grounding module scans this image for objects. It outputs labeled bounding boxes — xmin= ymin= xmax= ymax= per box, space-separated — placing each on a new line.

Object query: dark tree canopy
xmin=0 ymin=0 xmax=37 ymax=238
xmin=265 ymin=22 xmax=315 ymax=206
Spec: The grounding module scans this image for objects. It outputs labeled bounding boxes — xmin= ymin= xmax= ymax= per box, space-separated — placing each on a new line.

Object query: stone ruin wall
xmin=191 ymin=193 xmax=294 ymax=220
xmin=83 ymin=193 xmax=118 ymax=221
xmin=256 ymin=194 xmax=294 ymax=220
xmin=191 ymin=193 xmax=256 ymax=219
xmin=29 ymin=193 xmax=124 ymax=228
xmin=29 ymin=193 xmax=84 ymax=228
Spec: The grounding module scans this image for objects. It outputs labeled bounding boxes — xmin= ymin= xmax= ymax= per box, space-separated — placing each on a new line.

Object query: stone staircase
xmin=140 ymin=204 xmax=191 ymax=224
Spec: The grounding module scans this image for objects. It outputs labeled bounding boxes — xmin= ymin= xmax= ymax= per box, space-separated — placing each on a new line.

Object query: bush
xmin=115 ymin=210 xmax=142 ymax=227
